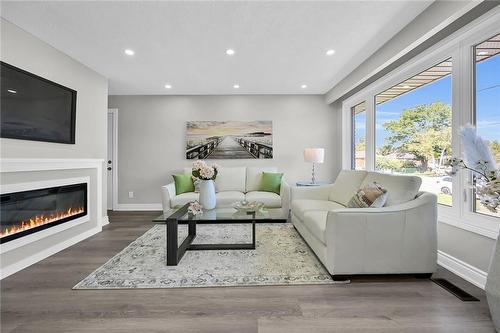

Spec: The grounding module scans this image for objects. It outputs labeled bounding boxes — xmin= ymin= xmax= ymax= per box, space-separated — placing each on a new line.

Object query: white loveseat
xmin=291 ymin=170 xmax=437 ymax=279
xmin=161 ymin=166 xmax=290 ymax=215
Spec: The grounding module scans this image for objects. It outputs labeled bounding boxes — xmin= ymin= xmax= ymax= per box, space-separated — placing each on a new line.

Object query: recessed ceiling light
xmin=7 ymin=89 xmax=17 ymax=94
xmin=301 ymin=84 xmax=307 ymax=89
xmin=226 ymin=49 xmax=235 ymax=55
xmin=164 ymin=84 xmax=172 ymax=89
xmin=233 ymin=84 xmax=240 ymax=89
xmin=326 ymin=49 xmax=336 ymax=56
xmin=478 ymin=51 xmax=488 ymax=56
xmin=402 ymin=85 xmax=411 ymax=89
xmin=124 ymin=49 xmax=135 ymax=56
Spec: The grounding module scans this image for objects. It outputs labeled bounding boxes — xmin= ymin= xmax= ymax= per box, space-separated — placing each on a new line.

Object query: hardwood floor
xmin=1 ymin=211 xmax=495 ymax=332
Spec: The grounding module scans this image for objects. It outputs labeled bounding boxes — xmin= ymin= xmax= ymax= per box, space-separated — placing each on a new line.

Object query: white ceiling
xmin=1 ymin=1 xmax=433 ymax=95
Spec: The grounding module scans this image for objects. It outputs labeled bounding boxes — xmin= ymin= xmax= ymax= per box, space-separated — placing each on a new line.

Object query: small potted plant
xmin=191 ymin=161 xmax=219 ymax=209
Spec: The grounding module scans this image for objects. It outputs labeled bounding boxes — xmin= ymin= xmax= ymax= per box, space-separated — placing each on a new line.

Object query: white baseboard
xmin=101 ymin=216 xmax=110 ymax=226
xmin=437 ymin=250 xmax=488 ymax=289
xmin=1 ymin=226 xmax=102 ymax=280
xmin=114 ymin=203 xmax=163 ymax=211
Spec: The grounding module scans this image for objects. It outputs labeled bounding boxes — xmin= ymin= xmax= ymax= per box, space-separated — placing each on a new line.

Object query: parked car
xmin=436 ymin=176 xmax=453 ymax=195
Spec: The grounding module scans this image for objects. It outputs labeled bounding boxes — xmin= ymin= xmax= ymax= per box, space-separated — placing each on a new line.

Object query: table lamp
xmin=304 ymin=148 xmax=324 ymax=184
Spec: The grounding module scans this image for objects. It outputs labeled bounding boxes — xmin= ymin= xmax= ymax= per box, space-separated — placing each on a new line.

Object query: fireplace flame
xmin=0 ymin=207 xmax=85 ymax=238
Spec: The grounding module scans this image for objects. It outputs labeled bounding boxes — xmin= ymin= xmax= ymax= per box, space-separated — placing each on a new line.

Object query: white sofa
xmin=161 ymin=166 xmax=290 ymax=215
xmin=291 ymin=170 xmax=437 ymax=279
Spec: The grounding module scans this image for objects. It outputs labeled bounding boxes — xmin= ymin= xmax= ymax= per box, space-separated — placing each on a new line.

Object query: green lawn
xmin=437 ymin=193 xmax=452 ymax=206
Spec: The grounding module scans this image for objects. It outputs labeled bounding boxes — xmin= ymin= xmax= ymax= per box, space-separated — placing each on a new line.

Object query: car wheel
xmin=441 ymin=187 xmax=451 ymax=195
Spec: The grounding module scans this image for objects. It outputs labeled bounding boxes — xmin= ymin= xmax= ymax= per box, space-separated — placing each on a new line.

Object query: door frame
xmin=108 ymin=108 xmax=119 ymax=211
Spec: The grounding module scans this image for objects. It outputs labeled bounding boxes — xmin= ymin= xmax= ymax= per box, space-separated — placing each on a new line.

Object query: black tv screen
xmin=0 ymin=62 xmax=77 ymax=144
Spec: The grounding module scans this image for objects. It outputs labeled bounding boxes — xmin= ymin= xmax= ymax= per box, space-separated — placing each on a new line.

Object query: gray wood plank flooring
xmin=1 ymin=211 xmax=495 ymax=332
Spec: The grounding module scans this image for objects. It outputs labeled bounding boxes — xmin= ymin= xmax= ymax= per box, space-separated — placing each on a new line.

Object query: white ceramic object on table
xmin=198 ymin=179 xmax=216 ymax=209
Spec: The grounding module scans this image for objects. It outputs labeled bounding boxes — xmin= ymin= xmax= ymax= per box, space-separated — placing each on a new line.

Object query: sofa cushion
xmin=215 ymin=167 xmax=246 ymax=192
xmin=172 ymin=174 xmax=195 ymax=195
xmin=259 ymin=172 xmax=283 ymax=194
xmin=361 ymin=172 xmax=422 ymax=206
xmin=245 ymin=191 xmax=281 ymax=208
xmin=328 ymin=170 xmax=367 ymax=206
xmin=246 ymin=167 xmax=278 ymax=192
xmin=171 ymin=192 xmax=198 ymax=208
xmin=216 ymin=191 xmax=245 ymax=207
xmin=302 ymin=211 xmax=328 ymax=244
xmin=291 ymin=199 xmax=345 ymax=221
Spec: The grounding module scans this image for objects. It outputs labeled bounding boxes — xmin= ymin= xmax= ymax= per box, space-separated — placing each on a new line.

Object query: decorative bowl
xmin=233 ymin=201 xmax=265 ymax=212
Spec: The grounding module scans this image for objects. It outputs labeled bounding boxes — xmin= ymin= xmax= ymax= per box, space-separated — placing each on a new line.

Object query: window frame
xmin=342 ymin=8 xmax=500 ymax=239
xmin=350 ymin=101 xmax=367 ymax=170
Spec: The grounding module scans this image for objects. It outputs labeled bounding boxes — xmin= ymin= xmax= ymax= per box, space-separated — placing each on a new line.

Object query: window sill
xmin=438 ymin=206 xmax=499 ymax=239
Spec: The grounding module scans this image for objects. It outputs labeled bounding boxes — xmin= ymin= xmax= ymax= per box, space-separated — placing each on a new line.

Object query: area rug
xmin=73 ymin=223 xmax=337 ymax=289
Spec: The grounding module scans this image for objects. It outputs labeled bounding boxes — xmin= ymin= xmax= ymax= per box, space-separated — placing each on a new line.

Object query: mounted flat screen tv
xmin=0 ymin=62 xmax=77 ymax=144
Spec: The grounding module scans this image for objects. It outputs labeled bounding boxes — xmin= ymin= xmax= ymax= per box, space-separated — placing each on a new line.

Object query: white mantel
xmin=0 ymin=158 xmax=106 ymax=279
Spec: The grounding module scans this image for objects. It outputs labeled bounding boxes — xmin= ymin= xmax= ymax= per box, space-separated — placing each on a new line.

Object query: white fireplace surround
xmin=0 ymin=158 xmax=106 ymax=279
xmin=0 ymin=176 xmax=91 ymax=253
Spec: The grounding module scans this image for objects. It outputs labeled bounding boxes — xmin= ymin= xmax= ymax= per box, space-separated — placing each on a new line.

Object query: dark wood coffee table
xmin=152 ymin=204 xmax=287 ymax=266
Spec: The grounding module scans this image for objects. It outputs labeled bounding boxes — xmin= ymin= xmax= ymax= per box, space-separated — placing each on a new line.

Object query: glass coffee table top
xmin=153 ymin=206 xmax=287 ymax=223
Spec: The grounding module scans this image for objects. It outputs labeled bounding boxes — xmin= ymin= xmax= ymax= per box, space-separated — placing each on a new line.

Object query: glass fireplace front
xmin=1 ymin=183 xmax=88 ymax=243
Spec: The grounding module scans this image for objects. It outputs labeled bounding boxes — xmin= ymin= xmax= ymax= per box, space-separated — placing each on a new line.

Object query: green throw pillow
xmin=259 ymin=172 xmax=283 ymax=194
xmin=173 ymin=174 xmax=195 ymax=195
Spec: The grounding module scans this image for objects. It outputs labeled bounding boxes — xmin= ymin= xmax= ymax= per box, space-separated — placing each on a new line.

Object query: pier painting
xmin=186 ymin=121 xmax=273 ymax=159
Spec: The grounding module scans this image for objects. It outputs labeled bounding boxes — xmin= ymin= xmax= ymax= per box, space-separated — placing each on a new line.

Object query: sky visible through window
xmin=352 ymin=55 xmax=500 ymax=148
xmin=476 ymin=54 xmax=500 ymax=149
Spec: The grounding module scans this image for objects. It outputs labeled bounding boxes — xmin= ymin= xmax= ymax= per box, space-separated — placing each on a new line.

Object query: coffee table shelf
xmin=152 ymin=204 xmax=287 ymax=266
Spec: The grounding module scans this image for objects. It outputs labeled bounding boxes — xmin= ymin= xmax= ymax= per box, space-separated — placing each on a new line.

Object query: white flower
xmin=188 ymin=201 xmax=203 ymax=215
xmin=192 ymin=160 xmax=206 ymax=171
xmin=199 ymin=165 xmax=215 ymax=179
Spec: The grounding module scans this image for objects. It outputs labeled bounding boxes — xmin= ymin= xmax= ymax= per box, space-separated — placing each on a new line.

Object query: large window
xmin=343 ymin=16 xmax=500 ymax=237
xmin=351 ymin=101 xmax=366 ymax=170
xmin=375 ymin=59 xmax=453 ymax=206
xmin=474 ymin=33 xmax=500 ymax=218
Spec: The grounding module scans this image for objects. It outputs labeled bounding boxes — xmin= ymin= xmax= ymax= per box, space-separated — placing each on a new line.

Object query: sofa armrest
xmin=161 ymin=182 xmax=176 ymax=213
xmin=325 ymin=192 xmax=437 ymax=274
xmin=291 ymin=184 xmax=333 ymax=201
xmin=280 ymin=180 xmax=291 ymax=217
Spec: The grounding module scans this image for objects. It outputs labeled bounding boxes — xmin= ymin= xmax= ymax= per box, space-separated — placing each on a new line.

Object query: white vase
xmin=198 ymin=179 xmax=216 ymax=209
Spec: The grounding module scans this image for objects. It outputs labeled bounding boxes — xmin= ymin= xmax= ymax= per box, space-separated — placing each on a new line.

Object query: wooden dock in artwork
xmin=186 ymin=136 xmax=273 ymax=159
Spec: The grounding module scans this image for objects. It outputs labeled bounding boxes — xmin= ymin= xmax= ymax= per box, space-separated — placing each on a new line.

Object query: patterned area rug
xmin=74 ymin=223 xmax=336 ymax=289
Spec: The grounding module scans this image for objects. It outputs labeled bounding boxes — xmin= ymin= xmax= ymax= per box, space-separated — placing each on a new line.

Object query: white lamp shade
xmin=304 ymin=148 xmax=325 ymax=163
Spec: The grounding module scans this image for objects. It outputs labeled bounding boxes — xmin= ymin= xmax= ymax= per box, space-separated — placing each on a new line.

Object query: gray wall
xmin=0 ymin=19 xmax=108 ymax=276
xmin=0 ymin=18 xmax=108 ymax=216
xmin=438 ymin=223 xmax=496 ymax=273
xmin=108 ymin=95 xmax=341 ymax=205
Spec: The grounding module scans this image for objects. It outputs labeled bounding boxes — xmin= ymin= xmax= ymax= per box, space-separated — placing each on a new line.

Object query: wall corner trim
xmin=101 ymin=216 xmax=110 ymax=226
xmin=437 ymin=250 xmax=488 ymax=290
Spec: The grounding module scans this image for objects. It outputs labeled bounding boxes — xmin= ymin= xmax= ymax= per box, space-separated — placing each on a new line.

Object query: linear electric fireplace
xmin=1 ymin=183 xmax=88 ymax=243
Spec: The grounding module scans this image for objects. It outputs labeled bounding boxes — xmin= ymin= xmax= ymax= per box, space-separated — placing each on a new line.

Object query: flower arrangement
xmin=447 ymin=125 xmax=499 ymax=213
xmin=188 ymin=201 xmax=203 ymax=216
xmin=192 ymin=160 xmax=219 ymax=180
